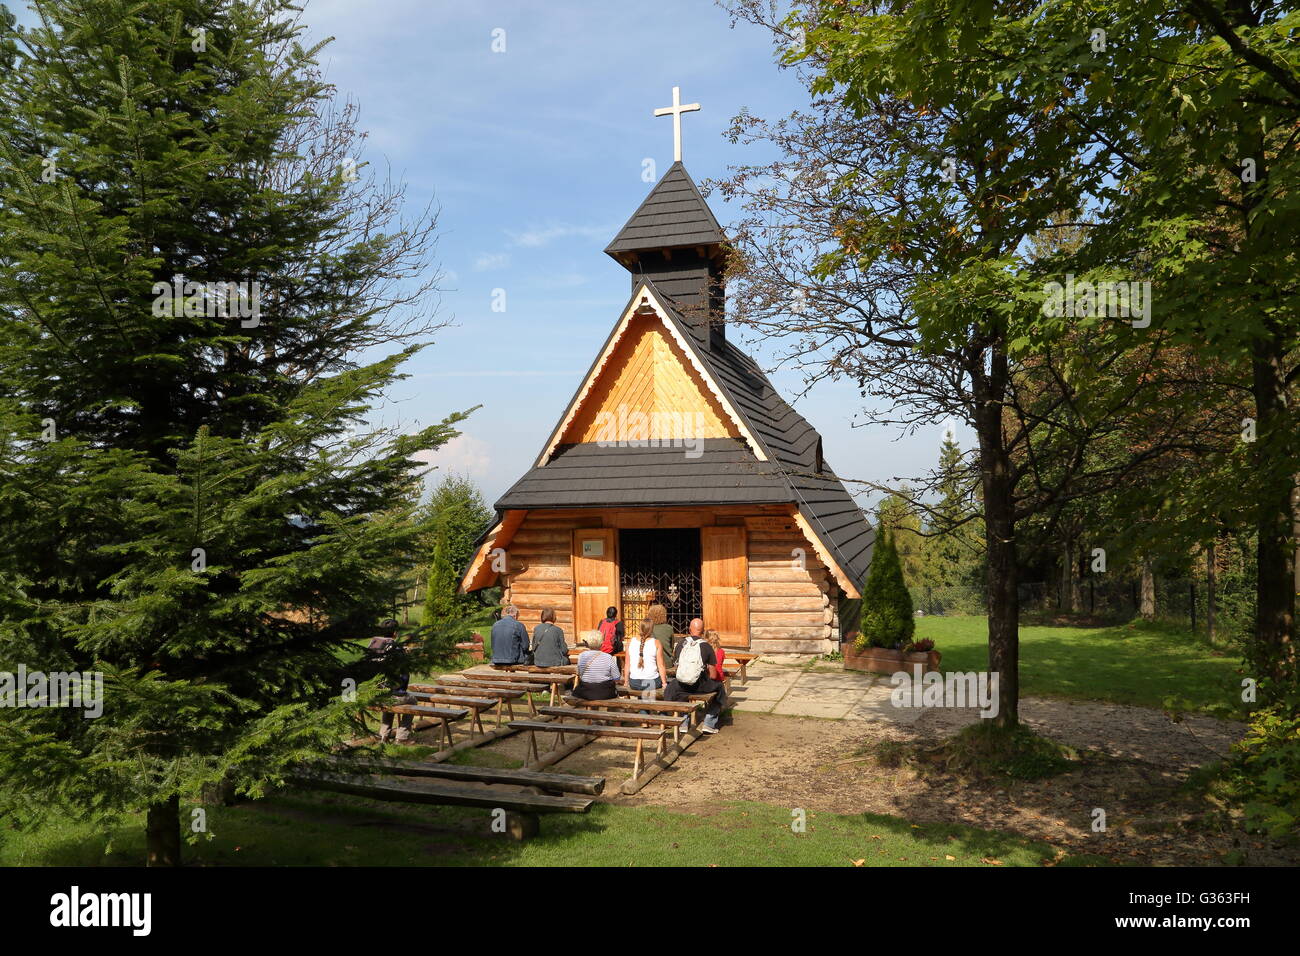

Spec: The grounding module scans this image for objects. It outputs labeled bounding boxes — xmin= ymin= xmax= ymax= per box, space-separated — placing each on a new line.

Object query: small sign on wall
xmin=582 ymin=539 xmax=605 ymax=557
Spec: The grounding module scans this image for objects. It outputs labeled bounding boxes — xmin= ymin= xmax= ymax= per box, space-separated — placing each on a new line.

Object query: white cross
xmin=653 ymin=86 xmax=701 ymax=163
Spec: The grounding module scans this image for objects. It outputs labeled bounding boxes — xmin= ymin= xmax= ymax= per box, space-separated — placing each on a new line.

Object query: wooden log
xmin=288 ymin=772 xmax=593 ymax=814
xmin=620 ymin=727 xmax=705 ymax=796
xmin=360 ymin=759 xmax=604 ymax=795
xmin=525 ymin=734 xmax=592 ymax=771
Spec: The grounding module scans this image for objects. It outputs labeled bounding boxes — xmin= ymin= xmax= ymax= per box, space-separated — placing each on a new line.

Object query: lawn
xmin=0 ymin=791 xmax=1107 ymax=867
xmin=913 ymin=616 xmax=1245 ymax=716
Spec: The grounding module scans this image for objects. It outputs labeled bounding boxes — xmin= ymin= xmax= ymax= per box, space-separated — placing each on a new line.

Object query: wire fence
xmin=911 ymin=577 xmax=1252 ymax=644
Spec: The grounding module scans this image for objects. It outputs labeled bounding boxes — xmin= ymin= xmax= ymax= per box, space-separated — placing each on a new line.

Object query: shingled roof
xmin=493 ymin=278 xmax=875 ymax=593
xmin=604 ymin=162 xmax=726 ymax=256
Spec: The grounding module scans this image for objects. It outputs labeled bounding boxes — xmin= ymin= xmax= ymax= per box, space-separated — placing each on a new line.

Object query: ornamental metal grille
xmin=618 ymin=528 xmax=702 ymax=636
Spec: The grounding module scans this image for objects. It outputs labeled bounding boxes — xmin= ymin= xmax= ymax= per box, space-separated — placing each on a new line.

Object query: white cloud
xmin=413 ymin=433 xmax=492 ymax=479
xmin=506 ymin=223 xmax=613 ymax=248
xmin=473 ymin=252 xmax=510 ymax=271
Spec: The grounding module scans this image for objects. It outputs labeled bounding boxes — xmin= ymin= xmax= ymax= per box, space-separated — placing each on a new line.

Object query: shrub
xmin=856 ymin=529 xmax=915 ymax=649
xmin=1220 ymin=686 xmax=1300 ymax=841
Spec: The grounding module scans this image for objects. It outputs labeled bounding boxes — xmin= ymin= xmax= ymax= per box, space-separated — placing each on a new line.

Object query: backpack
xmin=676 ymin=637 xmax=705 ymax=685
xmin=598 ymin=618 xmax=619 ymax=654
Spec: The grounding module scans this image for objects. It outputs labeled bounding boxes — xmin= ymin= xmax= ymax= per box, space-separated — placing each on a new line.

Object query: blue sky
xmin=16 ymin=0 xmax=960 ymax=513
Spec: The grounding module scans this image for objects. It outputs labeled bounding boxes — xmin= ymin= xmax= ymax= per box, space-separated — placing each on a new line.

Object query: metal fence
xmin=911 ymin=578 xmax=1252 ymax=644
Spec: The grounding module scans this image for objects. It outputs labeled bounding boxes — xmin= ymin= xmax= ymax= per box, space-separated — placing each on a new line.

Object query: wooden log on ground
xmin=347 ymin=759 xmax=605 ymax=795
xmin=288 ymin=771 xmax=593 ymax=814
xmin=524 ymin=734 xmax=592 ymax=771
xmin=620 ymin=727 xmax=705 ymax=796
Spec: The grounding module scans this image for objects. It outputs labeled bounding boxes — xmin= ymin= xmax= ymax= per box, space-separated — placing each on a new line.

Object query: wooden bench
xmin=289 ymin=770 xmax=592 ymax=840
xmin=508 ymin=719 xmax=668 ymax=781
xmin=491 ymin=663 xmax=577 ymax=675
xmin=367 ymin=703 xmax=469 ymax=749
xmin=413 ymin=679 xmax=538 ymax=717
xmin=561 ymin=694 xmax=704 ymax=729
xmin=538 ymin=705 xmax=691 ymax=745
xmin=721 ymin=650 xmax=758 ymax=683
xmin=463 ymin=670 xmax=575 ymax=705
xmin=613 ymin=686 xmax=716 ymax=707
xmin=403 ymin=691 xmax=498 ymax=733
xmin=361 ymin=759 xmax=605 ymax=795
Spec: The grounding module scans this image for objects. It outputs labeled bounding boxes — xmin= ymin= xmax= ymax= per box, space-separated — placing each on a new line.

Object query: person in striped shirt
xmin=574 ymin=631 xmax=621 ymax=700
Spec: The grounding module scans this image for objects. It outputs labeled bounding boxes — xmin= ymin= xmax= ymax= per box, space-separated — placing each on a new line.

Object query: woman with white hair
xmin=573 ymin=630 xmax=621 ymax=700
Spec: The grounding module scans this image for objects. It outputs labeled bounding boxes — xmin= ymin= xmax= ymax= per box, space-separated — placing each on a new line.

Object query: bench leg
xmin=526 ymin=730 xmax=539 ymax=764
xmin=632 ymin=739 xmax=643 ymax=781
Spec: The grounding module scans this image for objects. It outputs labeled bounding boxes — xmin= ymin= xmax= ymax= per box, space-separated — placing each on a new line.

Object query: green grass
xmin=0 ymin=792 xmax=1108 ymax=867
xmin=914 ymin=616 xmax=1245 ymax=716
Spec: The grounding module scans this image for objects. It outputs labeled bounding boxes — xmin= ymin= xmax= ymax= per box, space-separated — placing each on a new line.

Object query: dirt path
xmin=464 ymin=695 xmax=1295 ymax=866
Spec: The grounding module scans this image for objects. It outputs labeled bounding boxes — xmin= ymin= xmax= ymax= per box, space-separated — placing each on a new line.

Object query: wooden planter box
xmin=843 ymin=643 xmax=941 ymax=675
xmin=456 ymin=635 xmax=485 ymax=662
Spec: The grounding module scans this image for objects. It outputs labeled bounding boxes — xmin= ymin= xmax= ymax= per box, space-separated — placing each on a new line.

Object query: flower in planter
xmin=908 ymin=638 xmax=936 ymax=653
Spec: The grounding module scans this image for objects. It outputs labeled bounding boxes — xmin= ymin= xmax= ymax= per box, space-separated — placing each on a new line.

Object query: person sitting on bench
xmin=490 ymin=604 xmax=529 ymax=665
xmin=573 ymin=631 xmax=621 ymax=700
xmin=625 ymin=618 xmax=668 ymax=699
xmin=530 ymin=606 xmax=570 ymax=667
xmin=368 ymin=618 xmax=415 ymax=743
xmin=665 ymin=618 xmax=725 ymax=734
xmin=598 ymin=606 xmax=624 ymax=655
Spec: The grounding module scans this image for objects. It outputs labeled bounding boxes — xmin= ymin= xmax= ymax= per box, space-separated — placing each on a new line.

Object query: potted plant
xmin=843 ymin=529 xmax=939 ymax=674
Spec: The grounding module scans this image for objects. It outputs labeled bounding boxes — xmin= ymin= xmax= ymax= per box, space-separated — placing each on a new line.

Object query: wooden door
xmin=572 ymin=529 xmax=618 ymax=637
xmin=701 ymin=526 xmax=748 ymax=647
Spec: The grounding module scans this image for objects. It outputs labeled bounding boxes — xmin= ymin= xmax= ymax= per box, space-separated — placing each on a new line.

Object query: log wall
xmin=497 ymin=506 xmax=843 ymax=653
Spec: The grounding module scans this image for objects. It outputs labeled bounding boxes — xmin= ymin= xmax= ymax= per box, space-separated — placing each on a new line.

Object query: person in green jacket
xmin=647 ymin=603 xmax=674 ymax=663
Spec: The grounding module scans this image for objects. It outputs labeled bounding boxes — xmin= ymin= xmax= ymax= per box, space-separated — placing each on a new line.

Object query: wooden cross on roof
xmin=654 ymin=86 xmax=700 ymax=163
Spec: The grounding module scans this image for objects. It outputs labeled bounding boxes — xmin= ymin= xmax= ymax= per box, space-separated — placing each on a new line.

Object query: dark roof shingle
xmin=605 ymin=162 xmax=725 ymax=256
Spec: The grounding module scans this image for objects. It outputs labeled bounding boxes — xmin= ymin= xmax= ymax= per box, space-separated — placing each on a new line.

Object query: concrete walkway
xmin=730 ymin=660 xmax=923 ymax=724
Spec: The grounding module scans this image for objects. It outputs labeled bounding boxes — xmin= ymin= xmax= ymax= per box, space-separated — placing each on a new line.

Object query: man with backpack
xmin=597 ymin=606 xmax=624 ymax=656
xmin=664 ymin=618 xmax=725 ymax=734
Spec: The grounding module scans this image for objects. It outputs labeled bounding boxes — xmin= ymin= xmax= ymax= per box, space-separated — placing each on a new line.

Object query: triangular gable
xmin=535 ymin=283 xmax=768 ymax=468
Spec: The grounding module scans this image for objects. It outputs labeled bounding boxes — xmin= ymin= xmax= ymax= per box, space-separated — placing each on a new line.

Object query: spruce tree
xmin=858 ymin=529 xmax=915 ymax=649
xmin=0 ymin=0 xmax=465 ymax=864
xmin=422 ymin=473 xmax=493 ymax=630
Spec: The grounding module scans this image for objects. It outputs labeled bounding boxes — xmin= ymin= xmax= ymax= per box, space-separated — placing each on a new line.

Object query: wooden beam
xmin=791 ymin=508 xmax=860 ymax=599
xmin=288 ymin=772 xmax=593 ymax=814
xmin=620 ymin=727 xmax=704 ymax=795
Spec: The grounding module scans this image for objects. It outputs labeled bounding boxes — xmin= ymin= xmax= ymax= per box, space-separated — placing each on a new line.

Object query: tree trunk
xmin=1206 ymin=540 xmax=1217 ymax=643
xmin=1062 ymin=541 xmax=1076 ymax=614
xmin=146 ymin=795 xmax=182 ymax=867
xmin=1139 ymin=556 xmax=1156 ymax=620
xmin=974 ymin=359 xmax=1019 ymax=729
xmin=1251 ymin=343 xmax=1297 ymax=684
